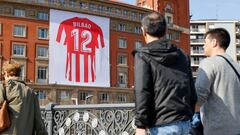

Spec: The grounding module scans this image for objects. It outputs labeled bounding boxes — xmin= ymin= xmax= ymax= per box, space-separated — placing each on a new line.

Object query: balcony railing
xmin=191 ymin=50 xmax=204 ymax=55
xmin=190 ymin=29 xmax=205 ymax=33
xmin=41 ymin=103 xmax=136 ymax=135
xmin=191 ymin=39 xmax=205 ymax=44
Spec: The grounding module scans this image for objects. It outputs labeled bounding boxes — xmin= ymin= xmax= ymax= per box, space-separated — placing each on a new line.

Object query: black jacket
xmin=133 ymin=39 xmax=197 ymax=128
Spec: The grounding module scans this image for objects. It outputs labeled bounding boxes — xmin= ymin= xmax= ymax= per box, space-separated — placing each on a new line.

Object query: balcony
xmin=192 ymin=72 xmax=198 ymax=77
xmin=190 ymin=29 xmax=205 ymax=34
xmin=191 ymin=50 xmax=204 ymax=56
xmin=191 ymin=61 xmax=200 ymax=67
xmin=190 ymin=39 xmax=205 ymax=44
xmin=41 ymin=103 xmax=136 ymax=135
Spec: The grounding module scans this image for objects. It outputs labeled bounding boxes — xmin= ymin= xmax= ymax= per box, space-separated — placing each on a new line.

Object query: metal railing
xmin=41 ymin=103 xmax=136 ymax=135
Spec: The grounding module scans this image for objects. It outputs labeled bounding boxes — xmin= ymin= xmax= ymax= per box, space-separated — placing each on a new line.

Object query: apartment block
xmin=190 ymin=20 xmax=240 ymax=77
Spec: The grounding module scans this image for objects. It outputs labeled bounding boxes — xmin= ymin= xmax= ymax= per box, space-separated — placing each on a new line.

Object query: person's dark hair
xmin=141 ymin=12 xmax=166 ymax=38
xmin=205 ymin=28 xmax=230 ymax=50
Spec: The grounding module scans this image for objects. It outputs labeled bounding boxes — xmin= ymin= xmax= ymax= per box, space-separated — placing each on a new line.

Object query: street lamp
xmin=85 ymin=95 xmax=93 ymax=104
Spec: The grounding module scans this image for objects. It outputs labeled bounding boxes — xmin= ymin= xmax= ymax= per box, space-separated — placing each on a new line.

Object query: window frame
xmin=13 ymin=24 xmax=26 ymax=37
xmin=58 ymin=90 xmax=72 ymax=100
xmin=37 ymin=11 xmax=49 ymax=20
xmin=14 ymin=9 xmax=26 ymax=17
xmin=36 ymin=45 xmax=48 ymax=58
xmin=118 ymin=54 xmax=127 ymax=65
xmin=12 ymin=43 xmax=26 ymax=57
xmin=118 ymin=23 xmax=126 ymax=31
xmin=19 ymin=65 xmax=25 ymax=81
xmin=135 ymin=41 xmax=143 ymax=49
xmin=36 ymin=90 xmax=47 ymax=100
xmin=38 ymin=27 xmax=49 ymax=39
xmin=118 ymin=38 xmax=127 ymax=49
xmin=117 ymin=93 xmax=127 ymax=103
xmin=99 ymin=92 xmax=109 ymax=103
xmin=37 ymin=66 xmax=48 ymax=83
xmin=134 ymin=26 xmax=141 ymax=34
xmin=118 ymin=72 xmax=127 ymax=88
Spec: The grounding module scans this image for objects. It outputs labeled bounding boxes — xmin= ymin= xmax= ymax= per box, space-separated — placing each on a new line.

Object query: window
xmin=58 ymin=91 xmax=71 ymax=100
xmin=123 ymin=10 xmax=129 ymax=16
xmin=12 ymin=44 xmax=25 ymax=56
xmin=98 ymin=5 xmax=104 ymax=12
xmin=36 ymin=90 xmax=46 ymax=100
xmin=118 ymin=55 xmax=127 ymax=65
xmin=118 ymin=24 xmax=126 ymax=31
xmin=191 ymin=57 xmax=204 ymax=65
xmin=79 ymin=91 xmax=89 ymax=101
xmin=131 ymin=12 xmax=137 ymax=19
xmin=134 ymin=26 xmax=141 ymax=34
xmin=166 ymin=16 xmax=173 ymax=24
xmin=117 ymin=93 xmax=127 ymax=103
xmin=208 ymin=24 xmax=215 ymax=30
xmin=19 ymin=65 xmax=25 ymax=81
xmin=191 ymin=46 xmax=204 ymax=54
xmin=166 ymin=33 xmax=172 ymax=40
xmin=118 ymin=73 xmax=127 ymax=88
xmin=80 ymin=2 xmax=88 ymax=9
xmin=37 ymin=46 xmax=48 ymax=58
xmin=38 ymin=28 xmax=48 ymax=39
xmin=37 ymin=12 xmax=48 ymax=20
xmin=135 ymin=41 xmax=143 ymax=49
xmin=0 ymin=23 xmax=2 ymax=36
xmin=37 ymin=66 xmax=47 ymax=83
xmin=116 ymin=8 xmax=122 ymax=15
xmin=14 ymin=9 xmax=25 ymax=17
xmin=118 ymin=38 xmax=127 ymax=48
xmin=89 ymin=3 xmax=97 ymax=11
xmin=99 ymin=93 xmax=109 ymax=103
xmin=191 ymin=25 xmax=199 ymax=32
xmin=106 ymin=7 xmax=113 ymax=13
xmin=13 ymin=25 xmax=26 ymax=37
xmin=165 ymin=4 xmax=173 ymax=13
xmin=69 ymin=0 xmax=77 ymax=7
xmin=190 ymin=35 xmax=196 ymax=39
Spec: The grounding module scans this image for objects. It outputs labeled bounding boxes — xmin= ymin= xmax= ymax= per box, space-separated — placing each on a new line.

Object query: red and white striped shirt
xmin=56 ymin=17 xmax=105 ymax=83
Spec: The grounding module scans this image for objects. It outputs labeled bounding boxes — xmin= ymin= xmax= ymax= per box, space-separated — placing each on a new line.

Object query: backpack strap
xmin=217 ymin=55 xmax=240 ymax=81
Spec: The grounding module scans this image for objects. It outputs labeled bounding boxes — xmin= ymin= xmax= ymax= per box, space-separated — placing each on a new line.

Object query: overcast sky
xmin=121 ymin=0 xmax=240 ymax=20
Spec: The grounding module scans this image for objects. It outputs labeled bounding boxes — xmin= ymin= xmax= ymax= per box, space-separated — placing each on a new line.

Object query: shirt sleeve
xmin=134 ymin=53 xmax=154 ymax=128
xmin=195 ymin=59 xmax=215 ymax=106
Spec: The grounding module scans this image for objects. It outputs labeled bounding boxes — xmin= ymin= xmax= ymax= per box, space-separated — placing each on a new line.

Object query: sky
xmin=121 ymin=0 xmax=240 ymax=20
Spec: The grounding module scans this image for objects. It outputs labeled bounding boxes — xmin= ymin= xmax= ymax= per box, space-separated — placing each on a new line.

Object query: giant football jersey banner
xmin=49 ymin=9 xmax=110 ymax=87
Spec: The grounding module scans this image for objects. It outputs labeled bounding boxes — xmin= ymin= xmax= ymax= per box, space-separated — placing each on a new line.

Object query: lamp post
xmin=85 ymin=95 xmax=93 ymax=104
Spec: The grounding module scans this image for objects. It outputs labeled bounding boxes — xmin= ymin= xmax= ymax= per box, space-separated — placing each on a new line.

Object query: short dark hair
xmin=141 ymin=12 xmax=166 ymax=38
xmin=205 ymin=28 xmax=230 ymax=50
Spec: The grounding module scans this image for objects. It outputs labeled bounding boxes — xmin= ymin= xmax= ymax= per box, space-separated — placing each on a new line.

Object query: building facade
xmin=0 ymin=0 xmax=190 ymax=105
xmin=137 ymin=0 xmax=191 ymax=53
xmin=190 ymin=20 xmax=240 ymax=78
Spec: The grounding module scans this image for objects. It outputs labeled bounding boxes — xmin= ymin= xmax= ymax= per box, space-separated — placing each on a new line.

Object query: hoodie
xmin=133 ymin=39 xmax=197 ymax=128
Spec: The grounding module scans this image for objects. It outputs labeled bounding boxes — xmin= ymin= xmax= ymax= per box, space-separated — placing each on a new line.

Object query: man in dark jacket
xmin=133 ymin=12 xmax=197 ymax=135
